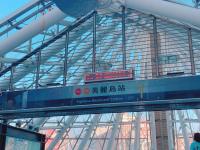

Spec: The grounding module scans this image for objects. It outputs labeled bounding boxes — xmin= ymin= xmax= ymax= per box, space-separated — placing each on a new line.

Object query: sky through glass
xmin=0 ymin=0 xmax=28 ymax=20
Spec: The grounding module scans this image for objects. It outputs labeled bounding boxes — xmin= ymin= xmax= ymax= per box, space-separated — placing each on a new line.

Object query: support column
xmin=154 ymin=111 xmax=169 ymax=150
xmin=150 ymin=17 xmax=162 ymax=78
xmin=150 ymin=16 xmax=168 ymax=150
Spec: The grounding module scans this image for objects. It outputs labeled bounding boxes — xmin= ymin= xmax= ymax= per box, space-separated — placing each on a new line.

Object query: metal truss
xmin=1 ymin=3 xmax=200 ymax=150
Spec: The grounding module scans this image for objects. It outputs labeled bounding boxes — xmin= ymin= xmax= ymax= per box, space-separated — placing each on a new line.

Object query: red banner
xmin=84 ymin=70 xmax=134 ymax=83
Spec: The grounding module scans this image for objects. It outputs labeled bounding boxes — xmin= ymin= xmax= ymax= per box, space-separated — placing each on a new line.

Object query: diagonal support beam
xmin=105 ymin=113 xmax=123 ymax=150
xmin=77 ymin=114 xmax=100 ymax=150
xmin=47 ymin=116 xmax=77 ymax=150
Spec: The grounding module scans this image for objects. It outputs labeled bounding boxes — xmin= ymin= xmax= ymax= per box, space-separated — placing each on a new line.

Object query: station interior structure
xmin=1 ymin=0 xmax=200 ymax=149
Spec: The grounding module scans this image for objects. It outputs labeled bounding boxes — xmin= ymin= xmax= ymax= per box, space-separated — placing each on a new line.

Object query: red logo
xmin=75 ymin=88 xmax=81 ymax=95
xmin=83 ymin=88 xmax=90 ymax=95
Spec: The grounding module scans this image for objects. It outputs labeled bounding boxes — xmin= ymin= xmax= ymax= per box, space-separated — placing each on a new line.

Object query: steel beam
xmin=153 ymin=17 xmax=159 ymax=77
xmin=77 ymin=114 xmax=100 ymax=150
xmin=122 ymin=6 xmax=126 ymax=70
xmin=63 ymin=32 xmax=69 ymax=86
xmin=47 ymin=116 xmax=77 ymax=150
xmin=105 ymin=113 xmax=123 ymax=150
xmin=177 ymin=110 xmax=190 ymax=150
xmin=132 ymin=112 xmax=142 ymax=150
xmin=92 ymin=12 xmax=97 ymax=72
xmin=149 ymin=112 xmax=157 ymax=150
xmin=188 ymin=28 xmax=196 ymax=75
xmin=166 ymin=111 xmax=175 ymax=150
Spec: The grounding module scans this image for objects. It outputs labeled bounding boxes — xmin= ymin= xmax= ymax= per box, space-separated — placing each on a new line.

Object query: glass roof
xmin=1 ymin=1 xmax=200 ymax=149
xmin=167 ymin=0 xmax=199 ymax=7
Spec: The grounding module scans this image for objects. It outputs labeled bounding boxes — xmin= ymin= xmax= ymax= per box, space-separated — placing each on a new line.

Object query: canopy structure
xmin=0 ymin=0 xmax=200 ymax=149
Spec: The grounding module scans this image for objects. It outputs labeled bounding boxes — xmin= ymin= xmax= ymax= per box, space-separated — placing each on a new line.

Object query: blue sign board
xmin=0 ymin=76 xmax=200 ymax=118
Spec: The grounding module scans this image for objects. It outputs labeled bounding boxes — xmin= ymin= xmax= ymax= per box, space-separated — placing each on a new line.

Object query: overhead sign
xmin=84 ymin=70 xmax=134 ymax=83
xmin=0 ymin=75 xmax=200 ymax=119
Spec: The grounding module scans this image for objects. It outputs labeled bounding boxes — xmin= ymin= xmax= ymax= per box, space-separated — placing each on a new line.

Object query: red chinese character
xmin=83 ymin=88 xmax=90 ymax=95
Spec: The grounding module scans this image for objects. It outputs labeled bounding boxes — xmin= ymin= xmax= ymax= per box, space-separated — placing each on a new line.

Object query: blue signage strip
xmin=0 ymin=76 xmax=200 ymax=118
